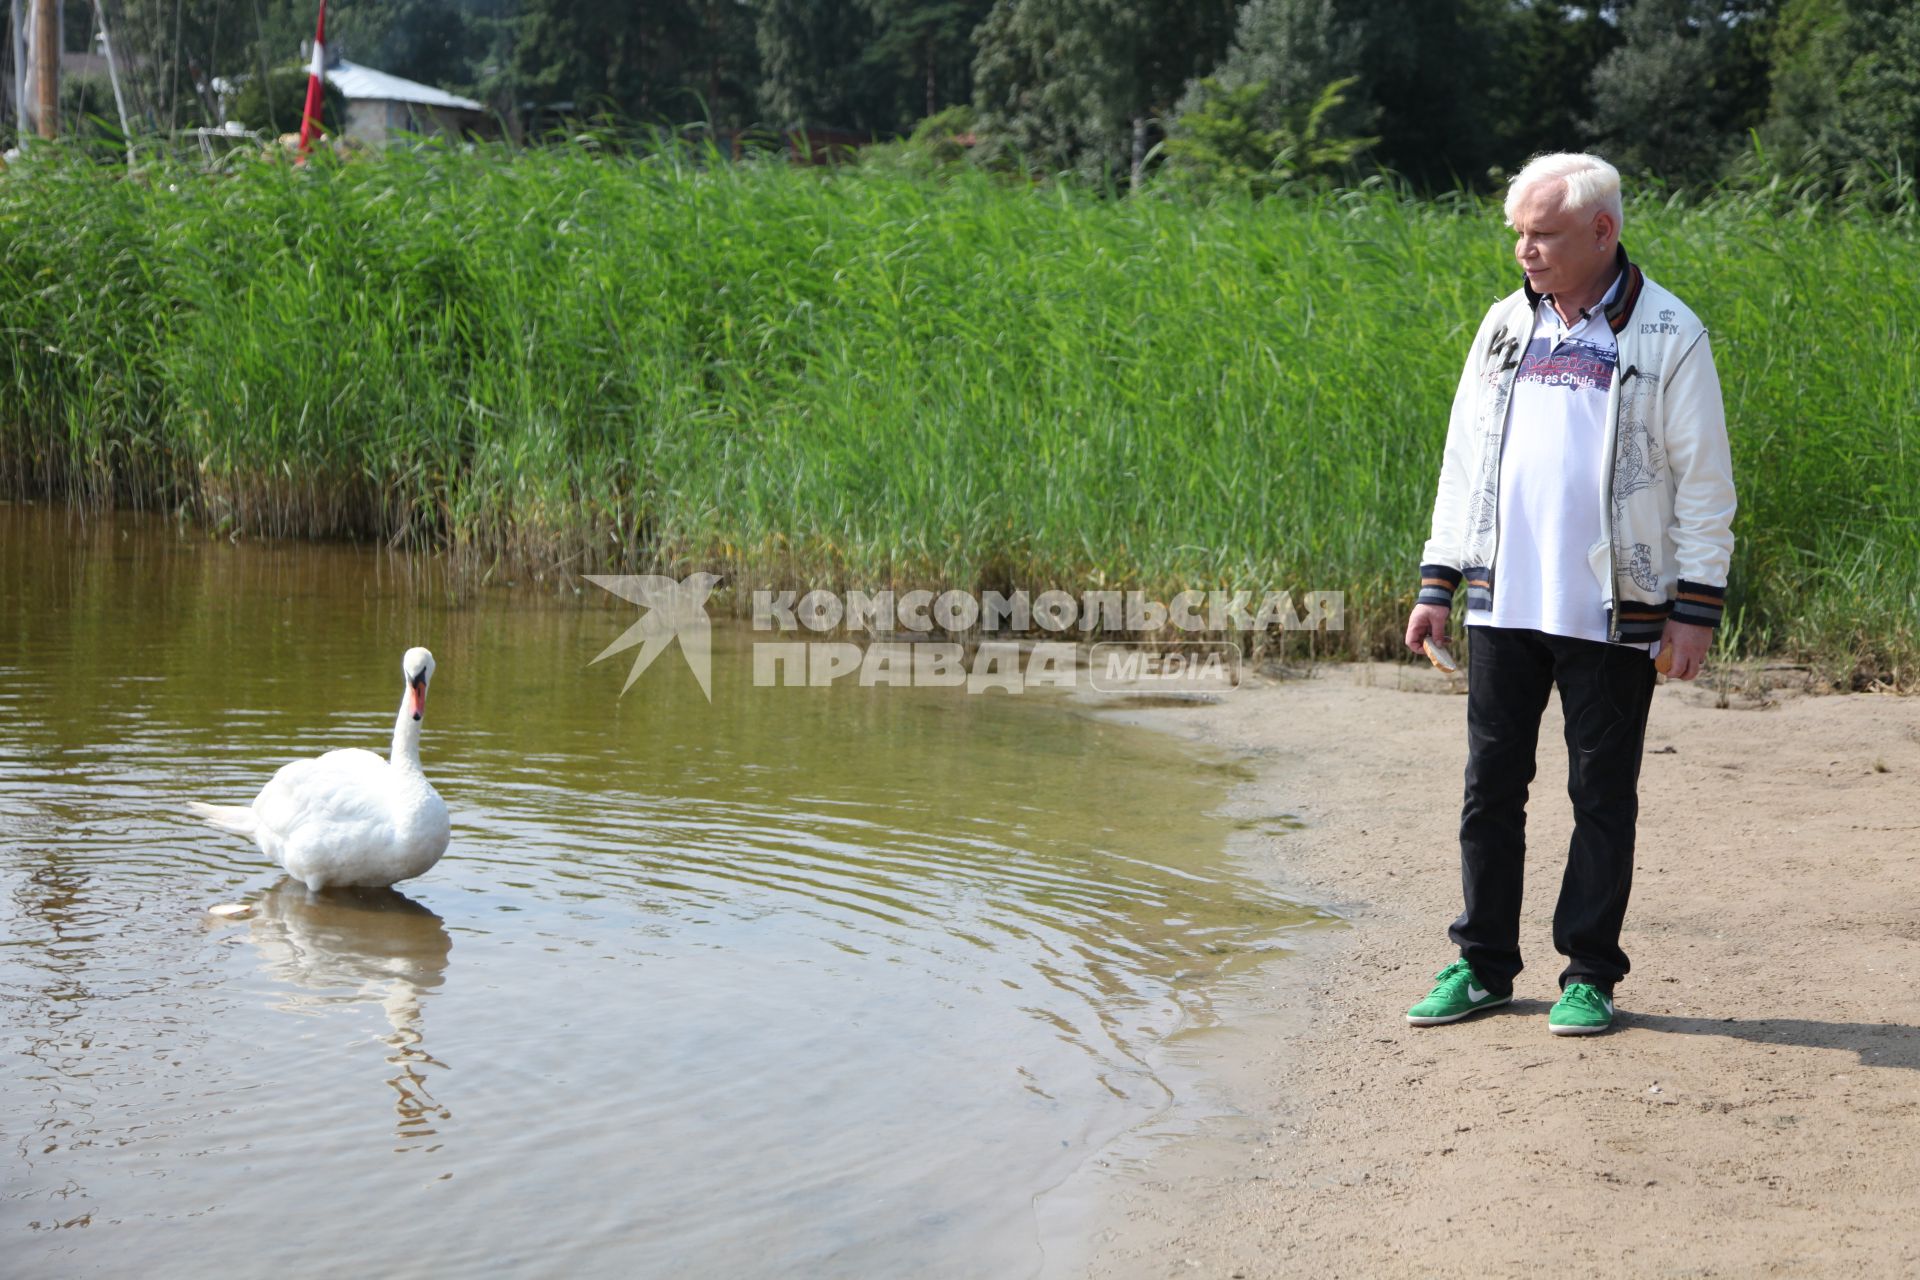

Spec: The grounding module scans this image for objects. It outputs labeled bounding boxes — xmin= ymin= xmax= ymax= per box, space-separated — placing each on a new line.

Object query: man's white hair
xmin=1504 ymin=152 xmax=1623 ymax=231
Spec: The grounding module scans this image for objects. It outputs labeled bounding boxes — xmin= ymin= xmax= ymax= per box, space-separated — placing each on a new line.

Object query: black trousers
xmin=1449 ymin=625 xmax=1658 ymax=995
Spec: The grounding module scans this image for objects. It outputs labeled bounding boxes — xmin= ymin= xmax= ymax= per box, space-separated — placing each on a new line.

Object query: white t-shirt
xmin=1466 ymin=280 xmax=1619 ymax=643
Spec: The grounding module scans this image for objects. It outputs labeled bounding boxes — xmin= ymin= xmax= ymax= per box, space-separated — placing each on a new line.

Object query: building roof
xmin=326 ymin=59 xmax=482 ymax=112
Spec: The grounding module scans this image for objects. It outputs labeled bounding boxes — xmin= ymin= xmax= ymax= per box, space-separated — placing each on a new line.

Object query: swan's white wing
xmin=251 ymin=751 xmax=397 ymax=875
xmin=253 ymin=750 xmax=387 ymax=825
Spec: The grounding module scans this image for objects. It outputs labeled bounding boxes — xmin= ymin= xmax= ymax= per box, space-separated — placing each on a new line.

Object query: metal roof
xmin=326 ymin=59 xmax=482 ymax=112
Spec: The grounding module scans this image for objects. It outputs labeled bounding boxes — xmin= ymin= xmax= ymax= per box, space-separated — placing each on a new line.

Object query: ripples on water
xmin=0 ymin=506 xmax=1322 ymax=1278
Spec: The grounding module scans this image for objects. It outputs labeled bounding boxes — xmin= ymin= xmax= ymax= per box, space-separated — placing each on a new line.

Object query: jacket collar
xmin=1523 ymin=243 xmax=1643 ymax=334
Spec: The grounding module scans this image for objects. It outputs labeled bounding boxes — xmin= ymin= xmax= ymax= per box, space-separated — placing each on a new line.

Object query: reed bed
xmin=1 ymin=143 xmax=1915 ymax=678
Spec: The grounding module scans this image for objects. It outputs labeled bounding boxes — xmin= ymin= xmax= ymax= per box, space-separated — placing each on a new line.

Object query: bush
xmin=230 ymin=68 xmax=347 ymax=136
xmin=1162 ymin=76 xmax=1375 ymax=196
xmin=50 ymin=74 xmax=131 ymax=149
xmin=858 ymin=106 xmax=981 ymax=177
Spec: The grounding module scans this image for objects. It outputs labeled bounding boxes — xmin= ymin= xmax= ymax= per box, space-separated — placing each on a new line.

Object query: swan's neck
xmin=391 ymin=693 xmax=424 ymax=772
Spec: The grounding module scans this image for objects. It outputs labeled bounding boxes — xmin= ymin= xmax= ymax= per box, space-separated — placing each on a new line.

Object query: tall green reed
xmin=1 ymin=141 xmax=1914 ymax=678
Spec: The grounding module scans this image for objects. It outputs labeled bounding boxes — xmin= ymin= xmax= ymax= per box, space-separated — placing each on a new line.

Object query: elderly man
xmin=1402 ymin=152 xmax=1736 ymax=1036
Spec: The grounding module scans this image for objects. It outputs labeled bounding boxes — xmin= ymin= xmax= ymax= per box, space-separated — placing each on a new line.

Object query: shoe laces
xmin=1562 ymin=983 xmax=1608 ymax=1011
xmin=1433 ymin=958 xmax=1474 ymax=985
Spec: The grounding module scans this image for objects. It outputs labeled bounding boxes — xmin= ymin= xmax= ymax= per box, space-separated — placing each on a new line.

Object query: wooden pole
xmin=30 ymin=0 xmax=54 ymax=138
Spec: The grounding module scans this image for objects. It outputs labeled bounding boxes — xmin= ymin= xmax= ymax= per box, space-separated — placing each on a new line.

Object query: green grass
xmin=2 ymin=141 xmax=1916 ymax=680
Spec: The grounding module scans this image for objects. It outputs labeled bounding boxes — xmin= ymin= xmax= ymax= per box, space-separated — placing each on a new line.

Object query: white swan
xmin=191 ymin=647 xmax=452 ymax=890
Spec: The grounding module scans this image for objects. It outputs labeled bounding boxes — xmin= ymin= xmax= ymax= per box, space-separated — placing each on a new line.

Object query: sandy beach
xmin=1068 ymin=661 xmax=1920 ymax=1279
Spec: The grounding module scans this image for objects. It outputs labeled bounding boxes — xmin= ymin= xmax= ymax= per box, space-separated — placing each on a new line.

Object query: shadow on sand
xmin=1627 ymin=1012 xmax=1920 ymax=1070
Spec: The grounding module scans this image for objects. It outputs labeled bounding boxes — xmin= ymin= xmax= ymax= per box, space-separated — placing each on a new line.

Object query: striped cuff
xmin=1417 ymin=563 xmax=1461 ymax=608
xmin=1613 ymin=602 xmax=1672 ymax=644
xmin=1670 ymin=579 xmax=1727 ymax=630
xmin=1463 ymin=566 xmax=1493 ymax=613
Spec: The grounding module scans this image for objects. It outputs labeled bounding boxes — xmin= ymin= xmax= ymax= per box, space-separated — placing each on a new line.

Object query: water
xmin=0 ymin=504 xmax=1321 ymax=1278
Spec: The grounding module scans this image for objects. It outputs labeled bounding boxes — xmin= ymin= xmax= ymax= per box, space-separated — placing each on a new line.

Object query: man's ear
xmin=1593 ymin=210 xmax=1619 ymax=251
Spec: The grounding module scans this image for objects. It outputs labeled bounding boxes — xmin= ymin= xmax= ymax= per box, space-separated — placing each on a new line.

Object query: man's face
xmin=1510 ymin=181 xmax=1612 ymax=295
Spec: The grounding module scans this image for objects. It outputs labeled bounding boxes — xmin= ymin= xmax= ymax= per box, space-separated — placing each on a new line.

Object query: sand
xmin=1064 ymin=661 xmax=1920 ymax=1279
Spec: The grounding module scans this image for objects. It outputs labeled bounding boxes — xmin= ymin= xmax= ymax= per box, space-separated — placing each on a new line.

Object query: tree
xmin=1176 ymin=0 xmax=1515 ymax=191
xmin=1353 ymin=0 xmax=1511 ymax=187
xmin=969 ymin=0 xmax=1236 ymax=180
xmin=512 ymin=0 xmax=756 ymax=129
xmin=1585 ymin=0 xmax=1776 ymax=186
xmin=752 ymin=0 xmax=988 ymax=136
xmin=1482 ymin=0 xmax=1623 ymax=177
xmin=1764 ymin=0 xmax=1920 ymax=185
xmin=754 ymin=0 xmax=878 ymax=127
xmin=969 ymin=0 xmax=1138 ymax=176
xmin=685 ymin=0 xmax=763 ymax=128
xmin=328 ymin=0 xmax=497 ymax=93
xmin=1163 ymin=74 xmax=1376 ymax=193
xmin=859 ymin=0 xmax=992 ymax=124
xmin=1180 ymin=0 xmax=1364 ymax=116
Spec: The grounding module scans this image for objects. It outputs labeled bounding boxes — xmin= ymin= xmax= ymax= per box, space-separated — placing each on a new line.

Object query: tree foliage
xmin=1765 ymin=0 xmax=1920 ymax=184
xmin=754 ymin=0 xmax=880 ymax=129
xmin=860 ymin=0 xmax=994 ymax=125
xmin=752 ymin=0 xmax=990 ymax=135
xmin=1486 ymin=1 xmax=1622 ymax=172
xmin=1163 ymin=75 xmax=1376 ymax=193
xmin=10 ymin=0 xmax=1913 ymax=204
xmin=970 ymin=0 xmax=1237 ymax=178
xmin=327 ymin=0 xmax=506 ymax=96
xmin=1181 ymin=0 xmax=1519 ymax=190
xmin=1186 ymin=0 xmax=1364 ymax=121
xmin=1585 ymin=0 xmax=1775 ymax=186
xmin=511 ymin=0 xmax=757 ymax=128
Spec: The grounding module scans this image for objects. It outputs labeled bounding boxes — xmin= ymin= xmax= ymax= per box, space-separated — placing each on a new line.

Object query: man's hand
xmin=1659 ymin=619 xmax=1713 ymax=680
xmin=1406 ymin=603 xmax=1452 ymax=655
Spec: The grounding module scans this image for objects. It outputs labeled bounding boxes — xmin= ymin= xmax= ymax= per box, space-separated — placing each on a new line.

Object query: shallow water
xmin=0 ymin=504 xmax=1321 ymax=1278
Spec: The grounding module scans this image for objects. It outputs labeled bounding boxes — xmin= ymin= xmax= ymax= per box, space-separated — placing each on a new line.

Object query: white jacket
xmin=1417 ymin=249 xmax=1737 ymax=643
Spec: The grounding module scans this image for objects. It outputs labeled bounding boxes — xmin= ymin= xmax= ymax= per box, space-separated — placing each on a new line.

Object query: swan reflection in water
xmin=246 ymin=878 xmax=454 ymax=1149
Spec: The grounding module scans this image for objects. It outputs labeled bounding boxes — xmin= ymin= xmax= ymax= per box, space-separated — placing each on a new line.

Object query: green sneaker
xmin=1405 ymin=958 xmax=1511 ymax=1026
xmin=1548 ymin=983 xmax=1616 ymax=1036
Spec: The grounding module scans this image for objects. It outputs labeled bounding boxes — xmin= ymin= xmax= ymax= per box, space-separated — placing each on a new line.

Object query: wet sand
xmin=1071 ymin=663 xmax=1920 ymax=1279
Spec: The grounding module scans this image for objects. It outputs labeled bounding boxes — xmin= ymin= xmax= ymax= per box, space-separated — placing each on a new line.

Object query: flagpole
xmin=297 ymin=0 xmax=326 ymax=158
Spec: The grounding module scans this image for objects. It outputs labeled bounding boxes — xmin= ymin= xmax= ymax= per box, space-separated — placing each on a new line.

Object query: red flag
xmin=297 ymin=0 xmax=329 ymax=157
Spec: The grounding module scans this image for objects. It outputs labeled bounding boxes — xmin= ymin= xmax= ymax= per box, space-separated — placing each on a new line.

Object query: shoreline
xmin=1059 ymin=662 xmax=1920 ymax=1278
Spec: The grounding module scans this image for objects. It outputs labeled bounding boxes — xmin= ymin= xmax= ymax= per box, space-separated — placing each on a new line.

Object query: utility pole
xmin=31 ymin=0 xmax=54 ymax=138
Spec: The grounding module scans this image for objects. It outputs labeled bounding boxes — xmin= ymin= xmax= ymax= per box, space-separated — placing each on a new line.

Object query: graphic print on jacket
xmin=1515 ymin=334 xmax=1615 ymax=394
xmin=1612 ymin=365 xmax=1667 ymax=591
xmin=1465 ymin=323 xmax=1525 ymax=544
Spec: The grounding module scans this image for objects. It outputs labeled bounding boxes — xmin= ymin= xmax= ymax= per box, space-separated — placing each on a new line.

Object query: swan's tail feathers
xmin=189 ymin=801 xmax=258 ymax=837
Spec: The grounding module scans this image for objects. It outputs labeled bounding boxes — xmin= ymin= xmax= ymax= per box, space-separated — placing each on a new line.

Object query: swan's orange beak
xmin=408 ymin=678 xmax=427 ymax=721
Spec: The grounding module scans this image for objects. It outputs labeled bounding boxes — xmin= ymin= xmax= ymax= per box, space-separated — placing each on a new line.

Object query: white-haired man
xmin=1402 ymin=152 xmax=1736 ymax=1036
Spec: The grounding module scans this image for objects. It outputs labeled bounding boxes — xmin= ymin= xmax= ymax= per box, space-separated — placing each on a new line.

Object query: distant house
xmin=324 ymin=58 xmax=493 ymax=145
